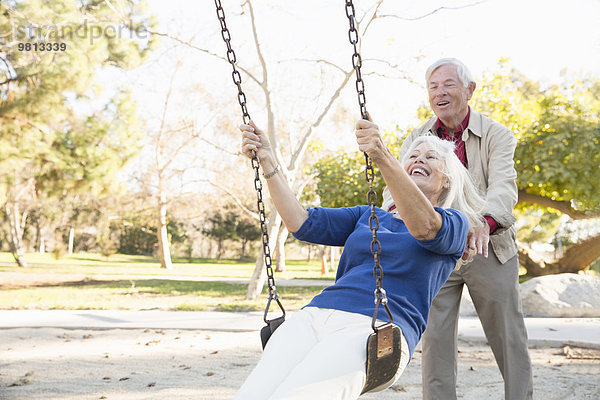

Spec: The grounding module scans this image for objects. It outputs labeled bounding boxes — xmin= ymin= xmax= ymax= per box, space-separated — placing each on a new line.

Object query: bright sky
xmin=104 ymin=0 xmax=599 ymax=249
xmin=129 ymin=0 xmax=599 ymax=138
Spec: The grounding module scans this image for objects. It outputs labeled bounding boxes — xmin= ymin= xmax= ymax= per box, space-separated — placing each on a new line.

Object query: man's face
xmin=427 ymin=64 xmax=475 ymax=130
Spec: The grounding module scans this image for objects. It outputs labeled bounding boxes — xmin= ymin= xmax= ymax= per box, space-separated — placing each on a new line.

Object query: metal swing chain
xmin=344 ymin=0 xmax=392 ymax=329
xmin=214 ymin=0 xmax=283 ymax=319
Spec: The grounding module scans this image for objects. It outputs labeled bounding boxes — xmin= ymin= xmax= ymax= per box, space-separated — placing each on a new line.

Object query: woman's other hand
xmin=240 ymin=120 xmax=274 ymax=163
xmin=354 ymin=116 xmax=389 ymax=163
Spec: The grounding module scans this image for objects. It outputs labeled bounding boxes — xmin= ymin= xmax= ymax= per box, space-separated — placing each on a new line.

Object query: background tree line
xmin=1 ymin=1 xmax=598 ymax=285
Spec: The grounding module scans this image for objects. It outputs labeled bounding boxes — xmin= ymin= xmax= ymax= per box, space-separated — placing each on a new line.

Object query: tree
xmin=0 ymin=0 xmax=156 ymax=265
xmin=307 ymin=133 xmax=402 ymax=208
xmin=144 ymin=0 xmax=487 ymax=298
xmin=235 ymin=216 xmax=261 ymax=260
xmin=118 ymin=218 xmax=157 ymax=256
xmin=202 ymin=209 xmax=238 ymax=262
xmin=188 ymin=0 xmax=394 ymax=299
xmin=318 ymin=61 xmax=600 ymax=277
xmin=471 ymin=63 xmax=600 ymax=277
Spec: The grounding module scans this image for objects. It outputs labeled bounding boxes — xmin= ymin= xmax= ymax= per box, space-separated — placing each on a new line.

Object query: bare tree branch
xmin=360 ymin=0 xmax=385 ymax=34
xmin=377 ymin=1 xmax=487 ymax=21
xmin=197 ymin=178 xmax=258 ymax=221
xmin=142 ymin=28 xmax=262 ymax=88
xmin=518 ymin=189 xmax=600 ymax=220
xmin=0 ymin=115 xmax=49 ymax=136
xmin=198 ymin=137 xmax=239 ymax=156
xmin=287 ymin=4 xmax=389 ymax=171
xmin=278 ymin=58 xmax=347 ymax=75
xmin=155 ymin=65 xmax=179 ymax=175
xmin=0 ymin=76 xmax=18 ymax=86
xmin=246 ymin=0 xmax=266 ymax=87
xmin=365 ymin=58 xmax=422 ymax=86
xmin=289 ymin=70 xmax=354 ymax=171
xmin=100 ymin=1 xmax=263 ymax=88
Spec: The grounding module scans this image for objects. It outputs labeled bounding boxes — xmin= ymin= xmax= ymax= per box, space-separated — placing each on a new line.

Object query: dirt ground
xmin=1 ymin=327 xmax=599 ymax=400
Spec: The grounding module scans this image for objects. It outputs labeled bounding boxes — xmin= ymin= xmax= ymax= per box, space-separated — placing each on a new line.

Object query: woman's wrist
xmin=259 ymin=154 xmax=277 ymax=176
xmin=263 ymin=164 xmax=280 ymax=179
xmin=373 ymin=147 xmax=396 ymax=170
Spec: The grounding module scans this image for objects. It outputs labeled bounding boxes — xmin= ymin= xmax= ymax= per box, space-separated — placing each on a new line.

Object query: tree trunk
xmin=39 ymin=236 xmax=45 ymax=254
xmin=5 ymin=202 xmax=27 ymax=267
xmin=240 ymin=238 xmax=247 ymax=259
xmin=306 ymin=244 xmax=311 ymax=262
xmin=157 ymin=194 xmax=173 ymax=269
xmin=519 ymin=232 xmax=600 ymax=278
xmin=518 ymin=190 xmax=600 ymax=220
xmin=68 ymin=227 xmax=74 ymax=255
xmin=217 ymin=238 xmax=223 ymax=263
xmin=275 ymin=225 xmax=288 ymax=273
xmin=36 ymin=224 xmax=45 ymax=254
xmin=246 ymin=213 xmax=282 ymax=300
xmin=206 ymin=238 xmax=213 ymax=259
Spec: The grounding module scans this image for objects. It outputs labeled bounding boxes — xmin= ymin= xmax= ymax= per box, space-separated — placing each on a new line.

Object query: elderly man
xmin=381 ymin=58 xmax=533 ymax=399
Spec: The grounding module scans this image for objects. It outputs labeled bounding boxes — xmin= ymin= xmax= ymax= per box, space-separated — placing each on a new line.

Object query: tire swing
xmin=344 ymin=1 xmax=402 ymax=394
xmin=214 ymin=0 xmax=285 ymax=350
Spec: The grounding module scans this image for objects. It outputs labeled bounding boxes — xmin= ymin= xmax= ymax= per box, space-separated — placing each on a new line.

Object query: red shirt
xmin=434 ymin=109 xmax=498 ymax=233
xmin=435 ymin=109 xmax=470 ymax=168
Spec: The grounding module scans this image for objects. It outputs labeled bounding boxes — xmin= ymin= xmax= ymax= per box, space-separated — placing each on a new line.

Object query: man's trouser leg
xmin=422 ymin=270 xmax=465 ymax=400
xmin=462 ymin=253 xmax=533 ymax=400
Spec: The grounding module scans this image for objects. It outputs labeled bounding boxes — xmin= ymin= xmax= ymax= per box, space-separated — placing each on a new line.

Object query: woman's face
xmin=404 ymin=142 xmax=448 ymax=205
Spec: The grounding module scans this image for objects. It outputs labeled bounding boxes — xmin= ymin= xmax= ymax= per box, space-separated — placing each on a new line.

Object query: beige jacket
xmin=381 ymin=108 xmax=518 ymax=264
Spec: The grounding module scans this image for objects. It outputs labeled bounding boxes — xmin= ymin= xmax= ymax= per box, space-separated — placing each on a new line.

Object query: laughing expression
xmin=405 ymin=143 xmax=447 ymax=205
xmin=427 ymin=64 xmax=475 ymax=131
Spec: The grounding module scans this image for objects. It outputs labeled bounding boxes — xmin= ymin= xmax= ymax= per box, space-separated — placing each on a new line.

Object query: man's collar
xmin=435 ymin=108 xmax=470 ymax=135
xmin=428 ymin=107 xmax=483 ymax=140
xmin=464 ymin=106 xmax=483 ymax=139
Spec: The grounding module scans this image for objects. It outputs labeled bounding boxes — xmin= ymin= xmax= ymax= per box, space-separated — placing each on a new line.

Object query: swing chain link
xmin=215 ymin=0 xmax=250 ymax=125
xmin=345 ymin=0 xmax=391 ymax=327
xmin=214 ymin=0 xmax=280 ymax=308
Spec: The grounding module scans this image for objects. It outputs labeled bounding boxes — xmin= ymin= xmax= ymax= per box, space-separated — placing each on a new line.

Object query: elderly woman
xmin=235 ymin=117 xmax=485 ymax=400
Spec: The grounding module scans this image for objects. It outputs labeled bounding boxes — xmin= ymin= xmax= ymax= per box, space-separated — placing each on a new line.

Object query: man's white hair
xmin=425 ymin=58 xmax=475 ymax=88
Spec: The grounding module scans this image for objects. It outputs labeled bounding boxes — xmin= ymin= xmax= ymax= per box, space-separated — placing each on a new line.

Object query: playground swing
xmin=214 ymin=0 xmax=285 ymax=351
xmin=214 ymin=0 xmax=401 ymax=393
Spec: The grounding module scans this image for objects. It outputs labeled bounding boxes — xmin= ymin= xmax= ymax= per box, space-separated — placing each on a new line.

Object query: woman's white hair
xmin=425 ymin=58 xmax=475 ymax=88
xmin=401 ymin=135 xmax=486 ymax=265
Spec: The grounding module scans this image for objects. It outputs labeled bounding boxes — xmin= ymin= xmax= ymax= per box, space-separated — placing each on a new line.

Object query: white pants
xmin=234 ymin=307 xmax=410 ymax=400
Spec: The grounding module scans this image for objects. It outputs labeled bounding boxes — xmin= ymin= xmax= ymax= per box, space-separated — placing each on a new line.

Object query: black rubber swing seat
xmin=362 ymin=324 xmax=402 ymax=394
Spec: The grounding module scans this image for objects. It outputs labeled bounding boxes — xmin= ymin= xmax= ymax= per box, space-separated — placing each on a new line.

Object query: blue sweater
xmin=292 ymin=205 xmax=468 ymax=356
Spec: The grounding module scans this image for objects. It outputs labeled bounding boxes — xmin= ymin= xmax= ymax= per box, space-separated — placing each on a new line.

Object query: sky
xmin=95 ymin=0 xmax=600 ymax=241
xmin=127 ymin=0 xmax=599 ymax=141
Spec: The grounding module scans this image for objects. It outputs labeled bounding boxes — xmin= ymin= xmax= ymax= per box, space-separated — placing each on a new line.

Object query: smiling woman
xmin=397 ymin=135 xmax=485 ymax=238
xmin=234 ymin=112 xmax=487 ymax=399
xmin=403 ymin=142 xmax=449 ymax=205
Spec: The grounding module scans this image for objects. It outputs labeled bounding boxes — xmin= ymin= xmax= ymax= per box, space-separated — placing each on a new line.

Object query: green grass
xmin=0 ymin=278 xmax=322 ymax=311
xmin=0 ymin=251 xmax=331 ymax=311
xmin=0 ymin=252 xmax=329 ymax=280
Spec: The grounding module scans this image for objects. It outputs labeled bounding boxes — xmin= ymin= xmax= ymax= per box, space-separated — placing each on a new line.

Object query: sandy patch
xmin=0 ymin=328 xmax=598 ymax=400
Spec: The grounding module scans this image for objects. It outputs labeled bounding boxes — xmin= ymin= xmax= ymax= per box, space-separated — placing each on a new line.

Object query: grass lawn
xmin=0 ymin=252 xmax=331 ymax=311
xmin=0 ymin=251 xmax=330 ymax=279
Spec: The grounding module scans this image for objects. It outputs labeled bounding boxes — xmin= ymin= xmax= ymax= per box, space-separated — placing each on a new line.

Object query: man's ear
xmin=466 ymin=82 xmax=476 ymax=101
